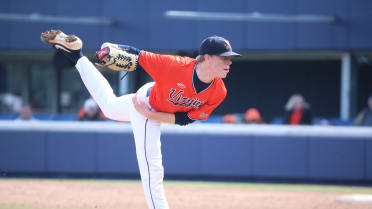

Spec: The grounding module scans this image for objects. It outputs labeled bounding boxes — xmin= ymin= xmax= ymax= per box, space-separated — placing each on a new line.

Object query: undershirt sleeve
xmin=175 ymin=112 xmax=195 ymax=126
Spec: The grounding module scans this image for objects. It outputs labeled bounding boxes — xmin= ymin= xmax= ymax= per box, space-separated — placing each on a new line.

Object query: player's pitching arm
xmin=132 ymin=93 xmax=175 ymax=124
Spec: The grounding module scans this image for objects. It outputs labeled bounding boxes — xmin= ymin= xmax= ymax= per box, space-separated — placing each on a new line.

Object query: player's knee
xmin=98 ymin=100 xmax=117 ymax=120
xmin=100 ymin=108 xmax=115 ymax=120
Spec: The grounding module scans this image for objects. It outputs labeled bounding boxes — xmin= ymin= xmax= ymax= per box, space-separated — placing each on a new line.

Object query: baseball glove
xmin=95 ymin=45 xmax=138 ymax=72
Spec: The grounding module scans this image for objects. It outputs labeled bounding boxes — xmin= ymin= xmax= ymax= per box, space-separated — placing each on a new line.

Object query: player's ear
xmin=204 ymin=54 xmax=211 ymax=61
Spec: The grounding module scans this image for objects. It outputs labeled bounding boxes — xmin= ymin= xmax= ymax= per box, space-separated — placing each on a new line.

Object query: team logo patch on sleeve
xmin=199 ymin=113 xmax=207 ymax=118
xmin=177 ymin=83 xmax=186 ymax=89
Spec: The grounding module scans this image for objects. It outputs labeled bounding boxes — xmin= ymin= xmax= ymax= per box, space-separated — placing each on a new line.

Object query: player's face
xmin=208 ymin=55 xmax=232 ymax=78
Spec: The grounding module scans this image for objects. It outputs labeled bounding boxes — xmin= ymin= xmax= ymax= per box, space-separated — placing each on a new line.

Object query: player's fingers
xmin=102 ymin=56 xmax=109 ymax=63
xmin=139 ymin=100 xmax=148 ymax=110
xmin=132 ymin=94 xmax=148 ymax=117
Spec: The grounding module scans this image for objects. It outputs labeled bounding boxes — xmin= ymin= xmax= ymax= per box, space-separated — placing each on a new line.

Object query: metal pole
xmin=119 ymin=71 xmax=130 ymax=95
xmin=341 ymin=53 xmax=351 ymax=120
xmin=0 ymin=13 xmax=116 ymax=26
xmin=164 ymin=10 xmax=337 ymax=23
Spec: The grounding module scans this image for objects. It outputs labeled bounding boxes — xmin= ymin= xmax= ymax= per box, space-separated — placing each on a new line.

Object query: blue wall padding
xmin=47 ymin=132 xmax=97 ymax=173
xmin=308 ymin=137 xmax=365 ymax=180
xmin=96 ymin=133 xmax=138 ymax=174
xmin=366 ymin=140 xmax=372 ymax=180
xmin=0 ymin=131 xmax=47 ymax=172
xmin=253 ymin=135 xmax=308 ymax=178
xmin=0 ymin=130 xmax=371 ymax=182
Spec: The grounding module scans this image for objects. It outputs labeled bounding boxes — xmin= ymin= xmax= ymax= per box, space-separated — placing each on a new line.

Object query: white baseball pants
xmin=75 ymin=56 xmax=169 ymax=209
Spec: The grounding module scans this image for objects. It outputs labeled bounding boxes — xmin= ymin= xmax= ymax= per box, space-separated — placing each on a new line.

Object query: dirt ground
xmin=0 ymin=179 xmax=372 ymax=209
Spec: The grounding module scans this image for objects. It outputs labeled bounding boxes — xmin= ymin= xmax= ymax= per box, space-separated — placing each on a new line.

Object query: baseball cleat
xmin=40 ymin=30 xmax=83 ymax=52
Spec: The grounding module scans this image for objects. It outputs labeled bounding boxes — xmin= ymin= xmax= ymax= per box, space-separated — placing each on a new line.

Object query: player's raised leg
xmin=41 ymin=29 xmax=132 ymax=122
xmin=75 ymin=57 xmax=133 ymax=121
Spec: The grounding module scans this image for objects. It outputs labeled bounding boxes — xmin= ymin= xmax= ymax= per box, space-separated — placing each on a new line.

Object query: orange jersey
xmin=139 ymin=51 xmax=227 ymax=121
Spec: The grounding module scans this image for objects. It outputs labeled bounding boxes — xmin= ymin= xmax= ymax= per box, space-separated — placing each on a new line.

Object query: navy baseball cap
xmin=199 ymin=36 xmax=241 ymax=57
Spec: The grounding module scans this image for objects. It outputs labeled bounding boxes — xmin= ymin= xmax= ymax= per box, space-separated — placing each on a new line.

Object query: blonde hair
xmin=196 ymin=55 xmax=205 ymax=63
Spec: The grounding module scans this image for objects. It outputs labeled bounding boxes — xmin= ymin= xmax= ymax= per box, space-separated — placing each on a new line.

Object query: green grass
xmin=3 ymin=177 xmax=371 ymax=194
xmin=163 ymin=180 xmax=372 ymax=193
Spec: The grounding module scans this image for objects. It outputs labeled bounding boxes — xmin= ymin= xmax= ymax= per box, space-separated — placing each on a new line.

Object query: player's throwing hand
xmin=132 ymin=93 xmax=151 ymax=117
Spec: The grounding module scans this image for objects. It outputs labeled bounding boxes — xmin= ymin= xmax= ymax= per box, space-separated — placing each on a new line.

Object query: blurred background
xmin=0 ymin=0 xmax=372 ymax=124
xmin=0 ymin=0 xmax=372 ymax=185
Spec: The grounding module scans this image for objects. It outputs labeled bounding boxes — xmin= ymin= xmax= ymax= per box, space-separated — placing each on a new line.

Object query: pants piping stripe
xmin=144 ymin=119 xmax=156 ymax=209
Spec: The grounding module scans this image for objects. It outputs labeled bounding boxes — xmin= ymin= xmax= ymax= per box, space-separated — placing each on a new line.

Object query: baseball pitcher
xmin=41 ymin=29 xmax=241 ymax=209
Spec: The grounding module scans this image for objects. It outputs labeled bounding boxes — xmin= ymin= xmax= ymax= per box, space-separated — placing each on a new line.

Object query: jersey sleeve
xmin=139 ymin=51 xmax=177 ymax=82
xmin=187 ymin=90 xmax=227 ymax=121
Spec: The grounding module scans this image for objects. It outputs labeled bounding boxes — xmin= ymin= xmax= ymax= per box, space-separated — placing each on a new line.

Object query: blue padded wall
xmin=309 ymin=137 xmax=365 ymax=180
xmin=47 ymin=132 xmax=97 ymax=173
xmin=0 ymin=129 xmax=371 ymax=182
xmin=0 ymin=131 xmax=47 ymax=172
xmin=253 ymin=135 xmax=308 ymax=178
xmin=96 ymin=133 xmax=138 ymax=174
xmin=366 ymin=139 xmax=372 ymax=180
xmin=162 ymin=134 xmax=201 ymax=175
xmin=199 ymin=135 xmax=253 ymax=176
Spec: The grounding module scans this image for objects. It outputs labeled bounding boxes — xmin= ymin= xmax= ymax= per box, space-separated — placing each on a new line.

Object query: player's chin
xmin=219 ymin=73 xmax=228 ymax=79
xmin=223 ymin=70 xmax=230 ymax=77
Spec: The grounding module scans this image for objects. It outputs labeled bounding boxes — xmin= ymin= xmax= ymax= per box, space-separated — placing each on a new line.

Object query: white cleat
xmin=41 ymin=29 xmax=83 ymax=52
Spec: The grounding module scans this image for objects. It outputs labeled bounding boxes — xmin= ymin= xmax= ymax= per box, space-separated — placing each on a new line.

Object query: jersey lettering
xmin=167 ymin=89 xmax=205 ymax=109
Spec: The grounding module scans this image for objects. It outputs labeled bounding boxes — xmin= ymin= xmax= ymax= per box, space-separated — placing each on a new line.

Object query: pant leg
xmin=75 ymin=56 xmax=132 ymax=122
xmin=129 ymin=84 xmax=169 ymax=209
